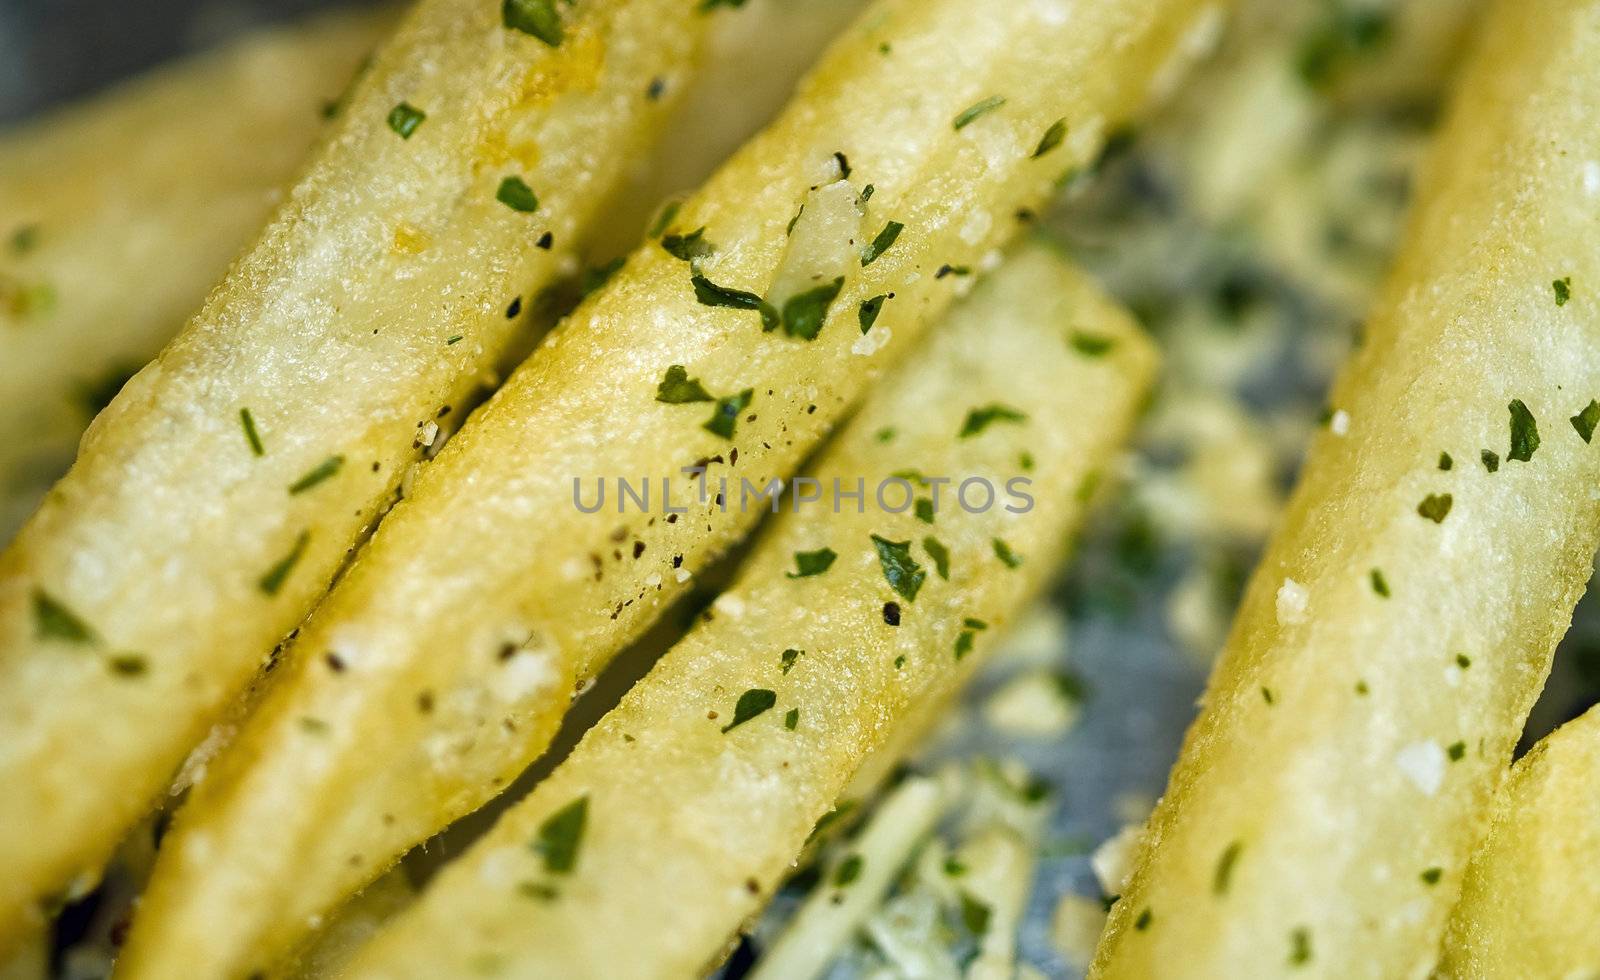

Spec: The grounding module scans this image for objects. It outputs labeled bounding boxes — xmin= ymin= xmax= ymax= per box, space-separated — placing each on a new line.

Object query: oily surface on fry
xmin=344 ymin=246 xmax=1157 ymax=979
xmin=1437 ymin=704 xmax=1600 ymax=979
xmin=0 ymin=0 xmax=707 ymax=953
xmin=1094 ymin=1 xmax=1600 ymax=976
xmin=117 ymin=0 xmax=1212 ymax=974
xmin=0 ymin=6 xmax=390 ymax=540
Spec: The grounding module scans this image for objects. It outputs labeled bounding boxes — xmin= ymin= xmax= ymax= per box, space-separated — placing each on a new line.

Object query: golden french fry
xmin=0 ymin=7 xmax=390 ymax=538
xmin=1093 ymin=0 xmax=1600 ymax=975
xmin=1436 ymin=704 xmax=1600 ymax=979
xmin=339 ymin=245 xmax=1157 ymax=979
xmin=0 ymin=0 xmax=722 ymax=951
xmin=114 ymin=0 xmax=1213 ymax=972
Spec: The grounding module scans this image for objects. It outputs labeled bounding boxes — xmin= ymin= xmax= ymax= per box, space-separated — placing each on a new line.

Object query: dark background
xmin=0 ymin=0 xmax=359 ymax=125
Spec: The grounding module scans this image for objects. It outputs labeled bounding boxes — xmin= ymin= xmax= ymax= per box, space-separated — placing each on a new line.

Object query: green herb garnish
xmin=992 ymin=537 xmax=1023 ymax=568
xmin=1369 ymin=568 xmax=1389 ymax=598
xmin=240 ymin=408 xmax=265 ymax=456
xmin=784 ymin=707 xmax=799 ymax=730
xmin=833 ymin=854 xmax=863 ymax=887
xmin=1573 ymin=400 xmax=1600 ymax=443
xmin=655 ymin=365 xmax=714 ymax=404
xmin=32 ymin=589 xmax=96 ymax=644
xmin=923 ymin=536 xmax=950 ymax=581
xmin=661 ymin=226 xmax=712 ymax=263
xmin=502 ymin=0 xmax=564 ymax=46
xmin=781 ymin=277 xmax=844 ymax=340
xmin=1214 ymin=841 xmax=1243 ymax=895
xmin=1070 ymin=331 xmax=1116 ymax=357
xmin=704 ymin=389 xmax=754 ymax=439
xmin=1033 ymin=119 xmax=1068 ymax=158
xmin=861 ymin=221 xmax=904 ymax=267
xmin=259 ymin=531 xmax=311 ymax=596
xmin=722 ymin=688 xmax=777 ymax=733
xmin=953 ymin=95 xmax=1006 ymax=131
xmin=1509 ymin=399 xmax=1540 ymax=462
xmin=1554 ymin=277 xmax=1573 ymax=306
xmin=859 ymin=294 xmax=888 ymax=333
xmin=386 ymin=102 xmax=426 ymax=139
xmin=495 ymin=176 xmax=540 ymax=213
xmin=692 ymin=274 xmax=778 ymax=329
xmin=532 ymin=796 xmax=588 ymax=873
xmin=288 ymin=455 xmax=344 ymax=495
xmin=787 ymin=548 xmax=837 ymax=578
xmin=1417 ymin=493 xmax=1453 ymax=524
xmin=959 ymin=404 xmax=1027 ymax=438
xmin=872 ymin=535 xmax=926 ymax=602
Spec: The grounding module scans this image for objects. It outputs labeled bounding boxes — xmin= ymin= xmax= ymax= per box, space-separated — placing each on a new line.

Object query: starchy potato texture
xmin=1437 ymin=705 xmax=1600 ymax=979
xmin=0 ymin=0 xmax=711 ymax=954
xmin=112 ymin=0 xmax=1213 ymax=975
xmin=342 ymin=246 xmax=1157 ymax=979
xmin=1093 ymin=1 xmax=1600 ymax=976
xmin=0 ymin=7 xmax=389 ymax=538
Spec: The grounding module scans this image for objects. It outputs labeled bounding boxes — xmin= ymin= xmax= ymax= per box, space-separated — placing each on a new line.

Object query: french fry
xmin=336 ymin=245 xmax=1158 ymax=978
xmin=114 ymin=0 xmax=1211 ymax=972
xmin=0 ymin=0 xmax=723 ymax=952
xmin=0 ymin=7 xmax=390 ymax=539
xmin=1092 ymin=0 xmax=1600 ymax=975
xmin=1435 ymin=704 xmax=1600 ymax=979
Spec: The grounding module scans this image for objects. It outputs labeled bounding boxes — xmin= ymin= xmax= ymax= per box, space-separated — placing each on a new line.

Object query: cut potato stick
xmin=0 ymin=6 xmax=390 ymax=540
xmin=1436 ymin=704 xmax=1600 ymax=979
xmin=0 ymin=0 xmax=721 ymax=952
xmin=751 ymin=775 xmax=955 ymax=980
xmin=337 ymin=246 xmax=1158 ymax=978
xmin=114 ymin=0 xmax=1206 ymax=973
xmin=1092 ymin=0 xmax=1600 ymax=975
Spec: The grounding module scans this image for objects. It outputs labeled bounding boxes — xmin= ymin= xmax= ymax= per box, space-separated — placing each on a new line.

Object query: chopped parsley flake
xmin=661 ymin=226 xmax=712 ymax=263
xmin=1447 ymin=741 xmax=1466 ymax=761
xmin=914 ymin=498 xmax=935 ymax=524
xmin=784 ymin=707 xmax=799 ymax=730
xmin=1070 ymin=331 xmax=1116 ymax=357
xmin=1554 ymin=277 xmax=1572 ymax=306
xmin=259 ymin=531 xmax=311 ymax=596
xmin=787 ymin=548 xmax=837 ymax=578
xmin=704 ymin=389 xmax=753 ymax=439
xmin=1417 ymin=493 xmax=1453 ymax=524
xmin=953 ymin=95 xmax=1006 ymax=130
xmin=954 ymin=630 xmax=974 ymax=660
xmin=108 ymin=654 xmax=148 ymax=677
xmin=502 ymin=0 xmax=564 ymax=46
xmin=1134 ymin=907 xmax=1153 ymax=931
xmin=1421 ymin=867 xmax=1443 ymax=885
xmin=1369 ymin=568 xmax=1390 ymax=598
xmin=992 ymin=537 xmax=1023 ymax=568
xmin=1289 ymin=927 xmax=1312 ymax=966
xmin=960 ymin=891 xmax=993 ymax=936
xmin=32 ymin=589 xmax=96 ymax=644
xmin=1481 ymin=449 xmax=1500 ymax=473
xmin=780 ymin=648 xmax=802 ymax=674
xmin=875 ymin=427 xmax=896 ymax=444
xmin=964 ymin=618 xmax=988 ymax=630
xmin=386 ymin=102 xmax=426 ymax=139
xmin=1508 ymin=399 xmax=1540 ymax=462
xmin=859 ymin=294 xmax=888 ymax=333
xmin=495 ymin=176 xmax=540 ymax=213
xmin=1456 ymin=653 xmax=1472 ymax=669
xmin=872 ymin=535 xmax=926 ymax=602
xmin=1438 ymin=452 xmax=1453 ymax=471
xmin=1262 ymin=687 xmax=1275 ymax=705
xmin=833 ymin=854 xmax=863 ymax=887
xmin=959 ymin=404 xmax=1027 ymax=438
xmin=722 ymin=688 xmax=777 ymax=732
xmin=655 ymin=365 xmax=714 ymax=404
xmin=922 ymin=536 xmax=950 ymax=581
xmin=1572 ymin=400 xmax=1600 ymax=443
xmin=781 ymin=277 xmax=844 ymax=340
xmin=1214 ymin=841 xmax=1243 ymax=895
xmin=1033 ymin=118 xmax=1068 ymax=158
xmin=532 ymin=796 xmax=588 ymax=873
xmin=861 ymin=221 xmax=904 ymax=267
xmin=692 ymin=274 xmax=777 ymax=330
xmin=288 ymin=455 xmax=345 ymax=495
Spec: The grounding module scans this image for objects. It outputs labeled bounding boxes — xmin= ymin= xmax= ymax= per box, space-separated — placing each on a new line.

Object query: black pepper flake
xmin=882 ymin=602 xmax=901 ymax=626
xmin=506 ymin=296 xmax=523 ymax=319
